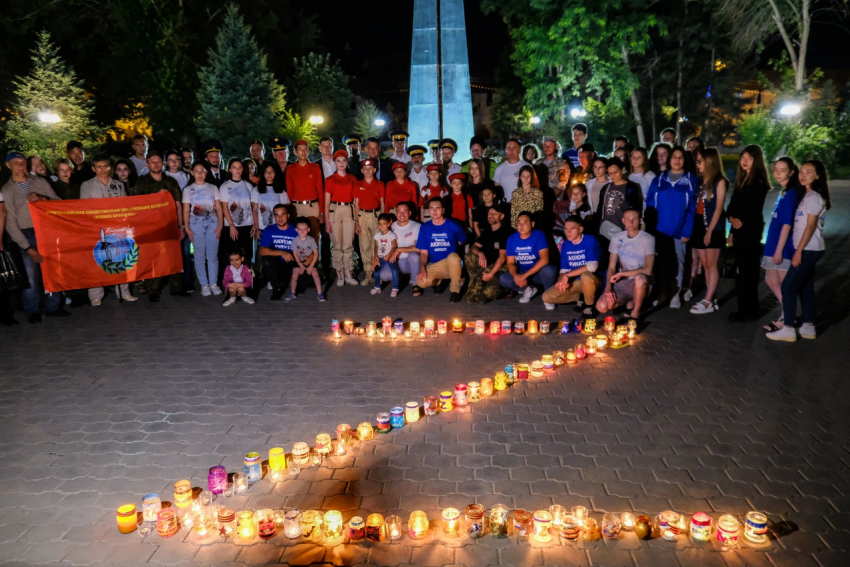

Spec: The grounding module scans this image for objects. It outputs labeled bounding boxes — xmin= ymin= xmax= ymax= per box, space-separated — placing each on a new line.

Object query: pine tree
xmin=352 ymin=100 xmax=382 ymax=140
xmin=287 ymin=53 xmax=354 ymax=141
xmin=196 ymin=3 xmax=285 ymax=158
xmin=5 ymin=30 xmax=102 ymax=165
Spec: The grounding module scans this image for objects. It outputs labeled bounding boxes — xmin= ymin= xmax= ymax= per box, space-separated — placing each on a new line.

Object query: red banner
xmin=29 ymin=193 xmax=183 ymax=292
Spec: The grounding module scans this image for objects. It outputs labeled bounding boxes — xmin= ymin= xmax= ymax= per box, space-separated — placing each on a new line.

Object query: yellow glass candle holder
xmin=116 ymin=504 xmax=137 ymax=534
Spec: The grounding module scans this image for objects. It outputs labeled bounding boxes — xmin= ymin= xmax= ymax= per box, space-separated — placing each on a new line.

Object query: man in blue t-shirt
xmin=259 ymin=204 xmax=299 ymax=300
xmin=500 ymin=210 xmax=558 ymax=308
xmin=415 ymin=197 xmax=468 ymax=302
xmin=542 ymin=216 xmax=602 ymax=315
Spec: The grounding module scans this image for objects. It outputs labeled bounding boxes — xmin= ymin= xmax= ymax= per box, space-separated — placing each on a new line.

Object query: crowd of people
xmin=0 ymin=125 xmax=831 ymax=342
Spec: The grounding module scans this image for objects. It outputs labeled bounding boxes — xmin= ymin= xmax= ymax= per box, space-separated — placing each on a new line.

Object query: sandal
xmin=763 ymin=317 xmax=784 ymax=332
xmin=412 ymin=286 xmax=423 ymax=297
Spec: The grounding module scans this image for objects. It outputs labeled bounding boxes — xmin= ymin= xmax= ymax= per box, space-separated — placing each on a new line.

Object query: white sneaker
xmin=222 ymin=297 xmax=236 ymax=307
xmin=371 ymin=287 xmax=381 ymax=295
xmin=65 ymin=297 xmax=72 ymax=305
xmin=336 ymin=271 xmax=345 ymax=287
xmin=201 ymin=285 xmax=212 ymax=297
xmin=91 ymin=298 xmax=102 ymax=307
xmin=683 ymin=288 xmax=694 ymax=302
xmin=390 ymin=289 xmax=399 ymax=298
xmin=766 ymin=325 xmax=797 ymax=342
xmin=345 ymin=272 xmax=359 ymax=285
xmin=122 ymin=294 xmax=139 ymax=302
xmin=519 ymin=287 xmax=538 ymax=304
xmin=670 ymin=295 xmax=681 ymax=309
xmin=209 ymin=284 xmax=223 ymax=296
xmin=799 ymin=323 xmax=817 ymax=339
xmin=267 ymin=282 xmax=273 ymax=290
xmin=241 ymin=296 xmax=255 ymax=305
xmin=544 ymin=302 xmax=555 ymax=311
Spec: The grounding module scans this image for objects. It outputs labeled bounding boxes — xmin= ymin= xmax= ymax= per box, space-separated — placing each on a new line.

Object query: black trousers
xmin=732 ymin=237 xmax=763 ymax=317
xmin=263 ymin=256 xmax=297 ymax=292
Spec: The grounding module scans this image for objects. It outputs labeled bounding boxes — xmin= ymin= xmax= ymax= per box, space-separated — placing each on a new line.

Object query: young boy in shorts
xmin=287 ymin=217 xmax=326 ymax=301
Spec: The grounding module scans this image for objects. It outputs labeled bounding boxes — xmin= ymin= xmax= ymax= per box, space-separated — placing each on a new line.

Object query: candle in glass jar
xmin=490 ymin=504 xmax=509 ymax=538
xmin=292 ymin=442 xmax=310 ymax=466
xmin=490 ymin=320 xmax=500 ymax=334
xmin=217 ymin=508 xmax=236 ymax=539
xmin=349 ymin=515 xmax=365 ymax=542
xmin=356 ymin=326 xmax=365 ymax=335
xmin=513 ymin=322 xmax=524 ymax=335
xmin=409 ymin=321 xmax=420 ymax=335
xmin=571 ymin=506 xmax=587 ymax=527
xmin=531 ymin=361 xmax=544 ymax=378
xmin=475 ymin=320 xmax=486 ymax=334
xmin=513 ymin=509 xmax=532 ymax=539
xmin=717 ymin=514 xmax=739 ymax=544
xmin=357 ymin=422 xmax=374 ymax=441
xmin=566 ymin=348 xmax=577 ymax=364
xmin=424 ymin=320 xmax=435 ymax=336
xmin=301 ymin=510 xmax=324 ymax=542
xmin=501 ymin=320 xmax=512 ymax=334
xmin=465 ymin=504 xmax=485 ymax=539
xmin=257 ymin=508 xmax=276 ymax=539
xmin=324 ymin=510 xmax=344 ymax=545
xmin=744 ymin=511 xmax=768 ymax=543
xmin=602 ymin=513 xmax=622 ymax=538
xmin=157 ymin=508 xmax=179 ymax=538
xmin=343 ymin=320 xmax=354 ymax=335
xmin=604 ymin=316 xmax=615 ymax=332
xmin=424 ymin=396 xmax=438 ymax=416
xmin=517 ymin=364 xmax=529 ymax=380
xmin=690 ymin=511 xmax=712 ymax=542
xmin=553 ymin=351 xmax=566 ymax=366
xmin=336 ymin=423 xmax=352 ymax=445
xmin=390 ymin=407 xmax=405 ymax=428
xmin=315 ymin=433 xmax=332 ymax=456
xmin=452 ymin=319 xmax=463 ymax=333
xmin=142 ymin=493 xmax=161 ymax=522
xmin=409 ymin=511 xmax=428 ymax=539
xmin=437 ymin=320 xmax=448 ymax=334
xmin=366 ymin=321 xmax=377 ymax=336
xmin=366 ymin=513 xmax=384 ymax=542
xmin=331 ymin=319 xmax=340 ymax=338
xmin=481 ymin=378 xmax=494 ymax=396
xmin=269 ymin=448 xmax=286 ymax=473
xmin=116 ymin=504 xmax=138 ymax=534
xmin=549 ymin=505 xmax=566 ymax=530
xmin=541 ymin=355 xmax=554 ymax=370
xmin=439 ymin=391 xmax=453 ymax=412
xmin=467 ymin=381 xmax=481 ymax=402
xmin=237 ymin=510 xmax=256 ymax=541
xmin=584 ymin=518 xmax=602 ymax=541
xmin=575 ymin=343 xmax=586 ymax=359
xmin=405 ymin=401 xmax=420 ymax=422
xmin=560 ymin=515 xmax=580 ymax=540
xmin=442 ymin=507 xmax=461 ymax=537
xmin=584 ymin=318 xmax=597 ymax=334
xmin=376 ymin=412 xmax=391 ymax=433
xmin=174 ymin=479 xmax=192 ymax=508
xmin=283 ymin=509 xmax=302 ymax=538
xmin=586 ymin=337 xmax=597 ymax=356
xmin=386 ymin=515 xmax=402 ymax=540
xmin=527 ymin=319 xmax=539 ymax=334
xmin=533 ymin=510 xmax=552 ymax=542
xmin=244 ymin=452 xmax=261 ymax=483
xmin=494 ymin=372 xmax=507 ymax=391
xmin=622 ymin=512 xmax=636 ymax=531
xmin=454 ymin=383 xmax=468 ymax=406
xmin=540 ymin=321 xmax=550 ymax=334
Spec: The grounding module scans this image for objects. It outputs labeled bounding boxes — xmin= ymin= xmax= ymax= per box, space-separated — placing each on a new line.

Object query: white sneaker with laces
xmin=766 ymin=325 xmax=797 ymax=342
xmin=209 ymin=284 xmax=223 ymax=296
xmin=345 ymin=272 xmax=359 ymax=285
xmin=122 ymin=294 xmax=139 ymax=302
xmin=544 ymin=302 xmax=555 ymax=311
xmin=683 ymin=288 xmax=694 ymax=302
xmin=390 ymin=289 xmax=399 ymax=298
xmin=222 ymin=297 xmax=236 ymax=307
xmin=91 ymin=298 xmax=102 ymax=307
xmin=371 ymin=287 xmax=381 ymax=295
xmin=519 ymin=287 xmax=538 ymax=304
xmin=336 ymin=271 xmax=345 ymax=287
xmin=241 ymin=296 xmax=255 ymax=304
xmin=799 ymin=323 xmax=817 ymax=339
xmin=670 ymin=295 xmax=681 ymax=309
xmin=201 ymin=285 xmax=212 ymax=297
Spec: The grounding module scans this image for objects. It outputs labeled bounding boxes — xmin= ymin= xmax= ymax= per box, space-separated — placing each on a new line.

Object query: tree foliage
xmin=286 ymin=53 xmax=354 ymax=142
xmin=278 ymin=110 xmax=319 ymax=149
xmin=196 ymin=3 xmax=285 ymax=158
xmin=5 ymin=30 xmax=102 ymax=164
xmin=352 ymin=100 xmax=382 ymax=140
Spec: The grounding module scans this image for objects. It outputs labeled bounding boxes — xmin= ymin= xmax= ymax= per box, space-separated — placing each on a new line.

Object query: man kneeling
xmin=596 ymin=208 xmax=655 ymax=320
xmin=541 ymin=216 xmax=602 ymax=315
xmin=465 ymin=204 xmax=513 ymax=304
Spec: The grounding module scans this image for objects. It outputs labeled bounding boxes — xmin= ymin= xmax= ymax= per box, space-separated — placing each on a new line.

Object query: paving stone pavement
xmin=0 ymin=186 xmax=849 ymax=567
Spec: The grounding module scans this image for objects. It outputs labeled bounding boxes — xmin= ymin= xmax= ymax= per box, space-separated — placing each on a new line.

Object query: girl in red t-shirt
xmin=446 ymin=173 xmax=474 ymax=230
xmin=420 ymin=163 xmax=448 ymax=221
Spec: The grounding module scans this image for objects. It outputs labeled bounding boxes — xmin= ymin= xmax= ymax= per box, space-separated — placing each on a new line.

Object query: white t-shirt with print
xmin=374 ymin=230 xmax=398 ymax=259
xmin=608 ymin=230 xmax=655 ymax=271
xmin=220 ymin=179 xmax=254 ymax=227
xmin=251 ymin=187 xmax=291 ymax=230
xmin=391 ymin=220 xmax=421 ymax=260
xmin=793 ymin=191 xmax=826 ymax=251
xmin=493 ymin=159 xmax=531 ymax=202
xmin=182 ymin=183 xmax=220 ymax=218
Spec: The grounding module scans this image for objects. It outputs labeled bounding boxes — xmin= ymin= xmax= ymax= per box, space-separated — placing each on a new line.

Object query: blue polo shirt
xmin=416 ymin=218 xmax=468 ymax=263
xmin=506 ymin=229 xmax=548 ymax=273
xmin=259 ymin=223 xmax=297 ymax=256
xmin=560 ymin=234 xmax=601 ymax=271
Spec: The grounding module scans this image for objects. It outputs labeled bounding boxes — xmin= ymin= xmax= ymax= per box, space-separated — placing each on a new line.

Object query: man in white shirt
xmin=316 ymin=137 xmax=336 ymax=179
xmin=493 ymin=138 xmax=531 ymax=202
xmin=407 ymin=145 xmax=428 ymax=190
xmin=128 ymin=135 xmax=149 ymax=176
xmin=596 ymin=208 xmax=655 ymax=320
xmin=380 ymin=202 xmax=421 ymax=282
xmin=389 ymin=130 xmax=411 ymax=164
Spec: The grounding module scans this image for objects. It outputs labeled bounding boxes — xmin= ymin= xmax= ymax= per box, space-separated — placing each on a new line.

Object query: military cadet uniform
xmin=427 ymin=139 xmax=441 ymax=166
xmin=286 ymin=139 xmax=324 ymax=242
xmin=388 ymin=129 xmax=411 ymax=164
xmin=202 ymin=139 xmax=229 ymax=187
xmin=407 ymin=145 xmax=429 ymax=194
xmin=439 ymin=138 xmax=462 ymax=179
xmin=267 ymin=136 xmax=291 ymax=182
xmin=354 ymin=159 xmax=385 ymax=284
xmin=343 ymin=134 xmax=363 ymax=178
xmin=385 ymin=162 xmax=420 ymax=213
xmin=325 ymin=150 xmax=358 ymax=282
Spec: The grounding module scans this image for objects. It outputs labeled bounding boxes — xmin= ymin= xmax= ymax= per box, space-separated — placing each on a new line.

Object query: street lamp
xmin=569 ymin=107 xmax=587 ymax=119
xmin=779 ymin=103 xmax=801 ymax=117
xmin=38 ymin=112 xmax=60 ymax=124
xmin=530 ymin=116 xmax=541 ymax=125
xmin=309 ymin=115 xmax=324 ymax=125
xmin=374 ymin=118 xmax=386 ymax=127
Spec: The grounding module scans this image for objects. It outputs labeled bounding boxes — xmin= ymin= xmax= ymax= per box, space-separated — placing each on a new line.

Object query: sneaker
xmin=336 ymin=271 xmax=345 ymax=287
xmin=317 ymin=293 xmax=326 ymax=302
xmin=284 ymin=292 xmax=296 ymax=301
xmin=683 ymin=288 xmax=694 ymax=302
xmin=201 ymin=285 xmax=212 ymax=297
xmin=371 ymin=287 xmax=382 ymax=295
xmin=690 ymin=299 xmax=716 ymax=314
xmin=121 ymin=294 xmax=139 ymax=302
xmin=267 ymin=282 xmax=273 ymax=290
xmin=209 ymin=284 xmax=223 ymax=296
xmin=390 ymin=289 xmax=399 ymax=298
xmin=345 ymin=273 xmax=359 ymax=285
xmin=91 ymin=299 xmax=102 ymax=307
xmin=65 ymin=297 xmax=72 ymax=305
xmin=519 ymin=287 xmax=538 ymax=304
xmin=241 ymin=296 xmax=255 ymax=305
xmin=670 ymin=294 xmax=682 ymax=309
xmin=799 ymin=323 xmax=816 ymax=339
xmin=544 ymin=302 xmax=556 ymax=311
xmin=766 ymin=325 xmax=797 ymax=342
xmin=222 ymin=297 xmax=237 ymax=307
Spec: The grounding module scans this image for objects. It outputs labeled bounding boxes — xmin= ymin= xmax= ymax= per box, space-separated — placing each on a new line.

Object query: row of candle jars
xmin=334 ymin=318 xmax=571 ymax=338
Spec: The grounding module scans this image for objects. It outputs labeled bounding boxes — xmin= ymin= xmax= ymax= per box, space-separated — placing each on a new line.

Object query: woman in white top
xmin=183 ymin=162 xmax=223 ymax=296
xmin=164 ymin=150 xmax=190 ymax=190
xmin=628 ymin=147 xmax=656 ymax=205
xmin=251 ymin=162 xmax=290 ymax=233
xmin=767 ymin=159 xmax=830 ymax=342
xmin=585 ymin=156 xmax=609 ymax=211
xmin=219 ymin=158 xmax=256 ymax=269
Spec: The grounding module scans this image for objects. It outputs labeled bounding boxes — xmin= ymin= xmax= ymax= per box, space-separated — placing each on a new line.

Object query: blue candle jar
xmin=390 ymin=407 xmax=405 ymax=428
xmin=244 ymin=452 xmax=261 ymax=483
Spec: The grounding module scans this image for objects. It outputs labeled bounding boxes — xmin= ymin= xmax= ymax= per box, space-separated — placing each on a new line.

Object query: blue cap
xmin=5 ymin=151 xmax=25 ymax=162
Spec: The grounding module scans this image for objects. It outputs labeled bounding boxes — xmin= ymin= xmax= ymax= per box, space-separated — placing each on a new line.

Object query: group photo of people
xmin=0 ymin=125 xmax=830 ymax=344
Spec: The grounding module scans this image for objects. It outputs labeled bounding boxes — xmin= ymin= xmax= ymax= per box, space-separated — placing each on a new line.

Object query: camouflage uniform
xmin=464 ymin=250 xmax=506 ymax=304
xmin=535 ymin=156 xmax=571 ymax=197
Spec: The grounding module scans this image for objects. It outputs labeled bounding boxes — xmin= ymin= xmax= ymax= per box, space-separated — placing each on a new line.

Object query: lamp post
xmin=309 ymin=115 xmax=324 ymax=125
xmin=38 ymin=112 xmax=61 ymax=124
xmin=779 ymin=103 xmax=801 ymax=117
xmin=374 ymin=118 xmax=386 ymax=127
xmin=569 ymin=107 xmax=587 ymax=119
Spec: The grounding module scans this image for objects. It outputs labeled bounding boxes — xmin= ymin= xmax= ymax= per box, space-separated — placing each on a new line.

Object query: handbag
xmin=0 ymin=248 xmax=29 ymax=292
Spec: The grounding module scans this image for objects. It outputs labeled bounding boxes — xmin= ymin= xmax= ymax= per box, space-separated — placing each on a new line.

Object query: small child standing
xmin=222 ymin=250 xmax=255 ymax=306
xmin=371 ymin=213 xmax=400 ymax=297
xmin=288 ymin=217 xmax=326 ymax=301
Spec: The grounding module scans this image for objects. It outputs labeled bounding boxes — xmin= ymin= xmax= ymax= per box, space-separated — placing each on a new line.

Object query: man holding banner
xmin=1 ymin=152 xmax=70 ymax=323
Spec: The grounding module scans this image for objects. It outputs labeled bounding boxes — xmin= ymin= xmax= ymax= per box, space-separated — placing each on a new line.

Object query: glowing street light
xmin=530 ymin=116 xmax=541 ymax=125
xmin=779 ymin=103 xmax=801 ymax=117
xmin=38 ymin=112 xmax=61 ymax=124
xmin=570 ymin=107 xmax=587 ymax=119
xmin=308 ymin=115 xmax=324 ymax=125
xmin=374 ymin=118 xmax=386 ymax=127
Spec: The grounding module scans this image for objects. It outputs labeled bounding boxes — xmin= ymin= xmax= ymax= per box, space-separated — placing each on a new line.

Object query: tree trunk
xmin=675 ymin=0 xmax=687 ymax=140
xmin=798 ymin=0 xmax=810 ymax=91
xmin=622 ymin=46 xmax=646 ymax=148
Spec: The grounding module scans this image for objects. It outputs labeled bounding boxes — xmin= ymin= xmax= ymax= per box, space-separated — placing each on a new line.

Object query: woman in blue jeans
xmin=182 ymin=162 xmax=223 ymax=297
xmin=767 ymin=160 xmax=830 ymax=342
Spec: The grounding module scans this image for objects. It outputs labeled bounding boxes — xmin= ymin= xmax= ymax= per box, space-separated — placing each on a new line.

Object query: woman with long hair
xmin=726 ymin=144 xmax=770 ymax=322
xmin=467 ymin=158 xmax=497 ymax=206
xmin=219 ymin=158 xmax=256 ymax=274
xmin=51 ymin=158 xmax=79 ymax=200
xmin=251 ymin=162 xmax=290 ymax=235
xmin=113 ymin=158 xmax=137 ymax=193
xmin=628 ymin=147 xmax=656 ymax=204
xmin=509 ymin=165 xmax=544 ymax=228
xmin=183 ymin=161 xmax=223 ymax=296
xmin=648 ymin=143 xmax=671 ymax=175
xmin=767 ymin=160 xmax=830 ymax=341
xmin=761 ymin=157 xmax=804 ymax=331
xmin=164 ymin=149 xmax=191 ymax=190
xmin=689 ymin=148 xmax=728 ymax=314
xmin=586 ymin=156 xmax=610 ymax=211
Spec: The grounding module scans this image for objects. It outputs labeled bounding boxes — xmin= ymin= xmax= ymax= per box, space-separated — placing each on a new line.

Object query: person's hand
xmin=478 ymin=253 xmax=487 ymax=269
xmin=178 ymin=227 xmax=186 ymax=242
xmin=354 ymin=222 xmax=361 ymax=235
xmin=229 ymin=226 xmax=238 ymax=240
xmin=387 ymin=249 xmax=399 ymax=262
xmin=681 ymin=237 xmax=689 ymax=243
xmin=185 ymin=228 xmax=195 ymax=242
xmin=26 ymin=248 xmax=44 ymax=263
xmin=704 ymin=232 xmax=711 ymax=247
xmin=326 ymin=219 xmax=333 ymax=234
xmin=307 ymin=266 xmax=316 ymax=276
xmin=371 ymin=259 xmax=380 ymax=271
xmin=514 ymin=275 xmax=527 ymax=288
xmin=417 ymin=269 xmax=427 ymax=286
xmin=730 ymin=218 xmax=742 ymax=229
xmin=556 ymin=276 xmax=569 ymax=292
xmin=792 ymin=250 xmax=802 ymax=268
xmin=610 ymin=273 xmax=623 ymax=283
xmin=250 ymin=224 xmax=260 ymax=238
xmin=26 ymin=193 xmax=42 ymax=204
xmin=281 ymin=251 xmax=294 ymax=262
xmin=773 ymin=250 xmax=783 ymax=265
xmin=214 ymin=226 xmax=222 ymax=239
xmin=726 ymin=234 xmax=734 ymax=247
xmin=319 ymin=212 xmax=325 ymax=224
xmin=482 ymin=270 xmax=492 ymax=282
